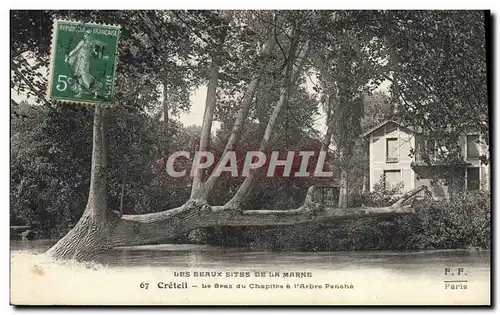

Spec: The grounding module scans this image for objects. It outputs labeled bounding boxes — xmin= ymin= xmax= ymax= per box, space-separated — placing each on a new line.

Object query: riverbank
xmin=193 ymin=192 xmax=491 ymax=251
xmin=16 ymin=191 xmax=490 ymax=253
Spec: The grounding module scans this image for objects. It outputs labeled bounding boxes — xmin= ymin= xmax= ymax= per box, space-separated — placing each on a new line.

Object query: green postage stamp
xmin=47 ymin=20 xmax=120 ymax=105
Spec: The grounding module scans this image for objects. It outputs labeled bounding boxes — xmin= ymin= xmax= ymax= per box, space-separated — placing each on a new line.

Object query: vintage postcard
xmin=10 ymin=9 xmax=491 ymax=306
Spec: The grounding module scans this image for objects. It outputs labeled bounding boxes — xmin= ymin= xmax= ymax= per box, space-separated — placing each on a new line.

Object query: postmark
xmin=47 ymin=20 xmax=120 ymax=105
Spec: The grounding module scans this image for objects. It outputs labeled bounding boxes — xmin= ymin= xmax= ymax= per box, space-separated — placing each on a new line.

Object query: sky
xmin=178 ymin=75 xmax=391 ymax=136
xmin=177 ymin=74 xmax=324 ymax=135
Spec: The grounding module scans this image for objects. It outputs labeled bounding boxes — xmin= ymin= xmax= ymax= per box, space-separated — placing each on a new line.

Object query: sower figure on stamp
xmin=65 ymin=30 xmax=107 ymax=99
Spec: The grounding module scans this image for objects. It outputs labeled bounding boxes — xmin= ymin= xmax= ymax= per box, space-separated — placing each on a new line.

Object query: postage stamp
xmin=47 ymin=20 xmax=120 ymax=105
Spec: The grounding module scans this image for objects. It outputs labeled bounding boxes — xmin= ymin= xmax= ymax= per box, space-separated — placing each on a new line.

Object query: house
xmin=361 ymin=120 xmax=489 ymax=199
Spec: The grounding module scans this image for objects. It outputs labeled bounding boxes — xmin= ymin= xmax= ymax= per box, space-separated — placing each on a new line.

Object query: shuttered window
xmin=386 ymin=138 xmax=399 ymax=162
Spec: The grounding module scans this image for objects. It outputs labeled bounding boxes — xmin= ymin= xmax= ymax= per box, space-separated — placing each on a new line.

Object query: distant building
xmin=361 ymin=120 xmax=489 ymax=199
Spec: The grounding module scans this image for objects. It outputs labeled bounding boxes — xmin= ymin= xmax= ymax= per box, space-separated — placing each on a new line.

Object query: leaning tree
xmin=12 ymin=10 xmax=449 ymax=261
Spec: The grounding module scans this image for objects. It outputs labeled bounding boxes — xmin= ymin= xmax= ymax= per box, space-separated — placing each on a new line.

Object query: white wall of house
xmin=368 ymin=122 xmax=415 ymax=193
xmin=367 ymin=122 xmax=490 ymax=195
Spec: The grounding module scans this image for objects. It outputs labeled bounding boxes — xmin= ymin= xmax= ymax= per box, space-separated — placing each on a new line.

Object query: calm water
xmin=10 ymin=239 xmax=491 ymax=275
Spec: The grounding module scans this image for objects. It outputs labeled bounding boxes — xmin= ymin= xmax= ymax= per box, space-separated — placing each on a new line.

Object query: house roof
xmin=360 ymin=119 xmax=420 ymax=138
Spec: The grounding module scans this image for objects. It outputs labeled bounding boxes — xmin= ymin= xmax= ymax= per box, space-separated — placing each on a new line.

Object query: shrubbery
xmin=200 ymin=191 xmax=490 ymax=251
xmin=395 ymin=191 xmax=490 ymax=250
xmin=362 ymin=175 xmax=405 ymax=207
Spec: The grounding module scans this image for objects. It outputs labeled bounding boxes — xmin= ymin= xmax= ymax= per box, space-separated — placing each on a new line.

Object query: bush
xmin=395 ymin=190 xmax=491 ymax=250
xmin=362 ymin=175 xmax=405 ymax=207
xmin=203 ymin=191 xmax=490 ymax=251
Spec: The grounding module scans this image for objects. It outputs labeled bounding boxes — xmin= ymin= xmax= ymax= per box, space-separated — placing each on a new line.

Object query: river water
xmin=10 ymin=240 xmax=491 ymax=305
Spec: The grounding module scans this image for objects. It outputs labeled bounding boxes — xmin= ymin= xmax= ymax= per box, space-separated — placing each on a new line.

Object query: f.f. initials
xmin=444 ymin=268 xmax=466 ymax=276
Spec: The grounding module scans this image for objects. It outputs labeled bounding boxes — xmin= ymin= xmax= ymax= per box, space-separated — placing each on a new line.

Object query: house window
xmin=467 ymin=167 xmax=480 ymax=191
xmin=386 ymin=138 xmax=399 ymax=162
xmin=384 ymin=170 xmax=401 ymax=190
xmin=467 ymin=135 xmax=480 ymax=159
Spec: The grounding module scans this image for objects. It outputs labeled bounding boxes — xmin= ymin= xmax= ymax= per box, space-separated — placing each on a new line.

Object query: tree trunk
xmin=119 ymin=179 xmax=125 ymax=214
xmin=361 ymin=138 xmax=369 ymax=196
xmin=322 ymin=110 xmax=336 ymax=153
xmin=226 ymin=41 xmax=310 ymax=208
xmin=190 ymin=58 xmax=219 ymax=198
xmin=200 ymin=32 xmax=277 ymax=199
xmin=47 ymin=106 xmax=118 ymax=261
xmin=362 ymin=173 xmax=368 ymax=195
xmin=163 ymin=77 xmax=169 ymax=153
xmin=191 ymin=11 xmax=232 ymax=199
xmin=102 ymin=185 xmax=430 ymax=249
xmin=338 ymin=167 xmax=348 ymax=209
